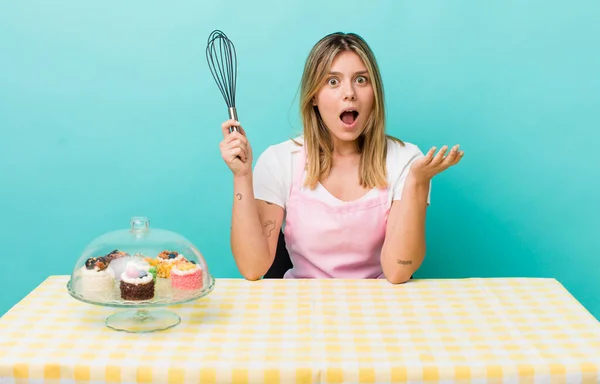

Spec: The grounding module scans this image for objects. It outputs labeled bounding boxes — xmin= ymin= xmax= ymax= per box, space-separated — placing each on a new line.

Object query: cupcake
xmin=155 ymin=250 xmax=185 ymax=278
xmin=105 ymin=249 xmax=129 ymax=262
xmin=171 ymin=261 xmax=203 ymax=290
xmin=76 ymin=257 xmax=116 ymax=299
xmin=131 ymin=257 xmax=157 ymax=281
xmin=119 ymin=262 xmax=155 ymax=301
xmin=94 ymin=250 xmax=131 ymax=282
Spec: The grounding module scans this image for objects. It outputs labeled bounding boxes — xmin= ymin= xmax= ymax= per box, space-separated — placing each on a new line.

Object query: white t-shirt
xmin=253 ymin=136 xmax=431 ymax=213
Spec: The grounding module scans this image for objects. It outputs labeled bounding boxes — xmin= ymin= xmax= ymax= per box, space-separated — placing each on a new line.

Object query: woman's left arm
xmin=381 ymin=145 xmax=464 ymax=284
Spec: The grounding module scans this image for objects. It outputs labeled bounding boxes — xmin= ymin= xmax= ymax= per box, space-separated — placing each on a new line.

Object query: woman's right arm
xmin=219 ymin=119 xmax=284 ymax=280
xmin=231 ymin=176 xmax=283 ymax=280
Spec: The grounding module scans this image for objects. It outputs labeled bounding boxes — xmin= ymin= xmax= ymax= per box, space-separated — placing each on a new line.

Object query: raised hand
xmin=219 ymin=119 xmax=253 ymax=177
xmin=410 ymin=145 xmax=464 ymax=183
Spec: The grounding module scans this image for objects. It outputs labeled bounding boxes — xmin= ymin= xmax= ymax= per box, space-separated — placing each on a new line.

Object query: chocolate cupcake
xmin=119 ymin=262 xmax=154 ymax=301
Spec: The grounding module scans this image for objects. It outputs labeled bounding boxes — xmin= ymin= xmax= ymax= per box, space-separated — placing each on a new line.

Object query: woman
xmin=218 ymin=32 xmax=463 ymax=283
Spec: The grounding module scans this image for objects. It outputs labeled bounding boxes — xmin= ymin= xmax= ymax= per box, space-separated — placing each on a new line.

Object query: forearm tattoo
xmin=397 ymin=259 xmax=412 ymax=265
xmin=236 ymin=193 xmax=242 ymax=200
xmin=262 ymin=220 xmax=275 ymax=237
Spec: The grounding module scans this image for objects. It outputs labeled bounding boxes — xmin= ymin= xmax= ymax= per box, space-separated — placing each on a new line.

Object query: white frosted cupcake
xmin=76 ymin=260 xmax=115 ymax=300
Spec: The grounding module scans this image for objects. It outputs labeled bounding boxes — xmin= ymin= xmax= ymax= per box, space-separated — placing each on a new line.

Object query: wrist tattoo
xmin=397 ymin=259 xmax=412 ymax=265
xmin=236 ymin=193 xmax=242 ymax=200
xmin=262 ymin=220 xmax=275 ymax=237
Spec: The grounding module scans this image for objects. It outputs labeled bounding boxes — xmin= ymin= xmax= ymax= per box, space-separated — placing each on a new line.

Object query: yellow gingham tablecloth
xmin=0 ymin=276 xmax=599 ymax=383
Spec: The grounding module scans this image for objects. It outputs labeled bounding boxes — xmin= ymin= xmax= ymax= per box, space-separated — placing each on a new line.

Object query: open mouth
xmin=340 ymin=109 xmax=359 ymax=126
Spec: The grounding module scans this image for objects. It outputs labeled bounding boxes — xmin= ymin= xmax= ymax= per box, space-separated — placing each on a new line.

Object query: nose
xmin=343 ymin=83 xmax=356 ymax=101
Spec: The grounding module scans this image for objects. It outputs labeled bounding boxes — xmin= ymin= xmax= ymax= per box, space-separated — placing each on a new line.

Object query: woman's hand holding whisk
xmin=219 ymin=119 xmax=253 ymax=177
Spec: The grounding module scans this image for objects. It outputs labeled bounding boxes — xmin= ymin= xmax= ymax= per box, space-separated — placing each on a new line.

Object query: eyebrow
xmin=328 ymin=70 xmax=369 ymax=76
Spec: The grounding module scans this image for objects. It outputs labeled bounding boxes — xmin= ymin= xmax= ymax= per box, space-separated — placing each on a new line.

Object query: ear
xmin=312 ymin=96 xmax=317 ymax=106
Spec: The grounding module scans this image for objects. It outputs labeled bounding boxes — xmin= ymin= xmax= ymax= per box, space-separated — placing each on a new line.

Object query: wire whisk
xmin=206 ymin=30 xmax=239 ymax=133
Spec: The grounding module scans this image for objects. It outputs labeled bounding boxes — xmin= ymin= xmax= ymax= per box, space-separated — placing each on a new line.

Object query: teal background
xmin=1 ymin=1 xmax=599 ymax=319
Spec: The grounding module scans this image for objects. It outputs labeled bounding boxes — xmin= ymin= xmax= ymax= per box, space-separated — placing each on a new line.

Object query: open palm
xmin=410 ymin=145 xmax=464 ymax=183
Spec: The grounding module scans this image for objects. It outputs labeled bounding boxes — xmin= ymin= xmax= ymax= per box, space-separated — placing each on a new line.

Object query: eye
xmin=355 ymin=76 xmax=368 ymax=84
xmin=327 ymin=77 xmax=339 ymax=86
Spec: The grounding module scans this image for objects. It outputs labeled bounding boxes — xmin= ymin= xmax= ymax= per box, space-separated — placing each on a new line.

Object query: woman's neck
xmin=331 ymin=137 xmax=360 ymax=157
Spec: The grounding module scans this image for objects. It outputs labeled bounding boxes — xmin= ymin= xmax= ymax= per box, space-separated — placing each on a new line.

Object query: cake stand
xmin=66 ymin=216 xmax=216 ymax=333
xmin=67 ymin=275 xmax=215 ymax=333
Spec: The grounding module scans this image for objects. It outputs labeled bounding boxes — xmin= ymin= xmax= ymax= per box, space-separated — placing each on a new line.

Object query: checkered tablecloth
xmin=0 ymin=276 xmax=599 ymax=383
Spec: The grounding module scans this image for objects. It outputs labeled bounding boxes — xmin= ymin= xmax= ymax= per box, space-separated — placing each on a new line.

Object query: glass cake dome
xmin=67 ymin=216 xmax=215 ymax=333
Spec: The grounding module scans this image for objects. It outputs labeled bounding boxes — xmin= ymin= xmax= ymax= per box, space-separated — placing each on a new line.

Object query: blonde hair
xmin=298 ymin=32 xmax=403 ymax=189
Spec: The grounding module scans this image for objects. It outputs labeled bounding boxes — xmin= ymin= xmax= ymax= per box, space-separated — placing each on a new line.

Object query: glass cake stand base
xmin=106 ymin=309 xmax=180 ymax=333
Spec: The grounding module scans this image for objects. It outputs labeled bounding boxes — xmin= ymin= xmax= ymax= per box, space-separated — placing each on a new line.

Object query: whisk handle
xmin=228 ymin=107 xmax=239 ymax=134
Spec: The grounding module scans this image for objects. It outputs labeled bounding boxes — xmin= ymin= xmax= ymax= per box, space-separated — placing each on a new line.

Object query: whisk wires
xmin=206 ymin=30 xmax=237 ymax=109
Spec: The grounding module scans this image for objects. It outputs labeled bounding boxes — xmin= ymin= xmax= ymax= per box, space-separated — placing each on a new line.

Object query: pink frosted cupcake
xmin=171 ymin=261 xmax=202 ymax=290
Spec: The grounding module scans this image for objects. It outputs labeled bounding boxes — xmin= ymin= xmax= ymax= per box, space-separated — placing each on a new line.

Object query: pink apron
xmin=283 ymin=146 xmax=391 ymax=279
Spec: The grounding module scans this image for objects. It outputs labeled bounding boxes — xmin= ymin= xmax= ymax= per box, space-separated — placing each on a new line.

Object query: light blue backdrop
xmin=1 ymin=0 xmax=599 ymax=319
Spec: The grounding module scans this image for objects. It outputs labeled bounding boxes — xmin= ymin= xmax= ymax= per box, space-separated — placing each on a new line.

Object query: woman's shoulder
xmin=384 ymin=136 xmax=426 ymax=179
xmin=259 ymin=136 xmax=304 ymax=160
xmin=385 ymin=136 xmax=424 ymax=159
xmin=271 ymin=136 xmax=304 ymax=152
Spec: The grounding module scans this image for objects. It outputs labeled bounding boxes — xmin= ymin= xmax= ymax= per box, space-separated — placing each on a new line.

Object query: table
xmin=1 ymin=276 xmax=599 ymax=383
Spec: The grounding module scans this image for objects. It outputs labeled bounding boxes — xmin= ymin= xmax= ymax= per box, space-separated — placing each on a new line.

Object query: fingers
xmin=237 ymin=124 xmax=247 ymax=137
xmin=221 ymin=142 xmax=248 ymax=163
xmin=431 ymin=146 xmax=448 ymax=166
xmin=422 ymin=147 xmax=436 ymax=164
xmin=225 ymin=146 xmax=248 ymax=163
xmin=445 ymin=145 xmax=464 ymax=166
xmin=221 ymin=119 xmax=245 ymax=138
xmin=442 ymin=145 xmax=459 ymax=165
xmin=425 ymin=144 xmax=464 ymax=170
xmin=435 ymin=144 xmax=464 ymax=169
xmin=220 ymin=131 xmax=250 ymax=163
xmin=224 ymin=131 xmax=248 ymax=146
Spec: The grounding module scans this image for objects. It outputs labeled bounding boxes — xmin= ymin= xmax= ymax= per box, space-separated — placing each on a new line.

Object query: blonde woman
xmin=219 ymin=32 xmax=463 ymax=283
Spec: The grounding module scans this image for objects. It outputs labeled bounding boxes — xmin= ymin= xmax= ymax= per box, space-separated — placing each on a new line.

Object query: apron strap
xmin=291 ymin=144 xmax=307 ymax=190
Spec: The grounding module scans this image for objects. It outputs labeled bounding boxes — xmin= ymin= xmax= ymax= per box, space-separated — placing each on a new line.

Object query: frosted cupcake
xmin=155 ymin=250 xmax=185 ymax=278
xmin=76 ymin=257 xmax=115 ymax=299
xmin=97 ymin=250 xmax=131 ymax=282
xmin=119 ymin=262 xmax=155 ymax=301
xmin=171 ymin=261 xmax=203 ymax=290
xmin=105 ymin=249 xmax=129 ymax=262
xmin=129 ymin=256 xmax=157 ymax=281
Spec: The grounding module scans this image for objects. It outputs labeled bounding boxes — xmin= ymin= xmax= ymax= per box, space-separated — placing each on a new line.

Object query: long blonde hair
xmin=298 ymin=32 xmax=403 ymax=189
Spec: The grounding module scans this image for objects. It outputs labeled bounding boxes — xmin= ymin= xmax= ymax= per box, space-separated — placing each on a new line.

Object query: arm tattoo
xmin=236 ymin=193 xmax=242 ymax=200
xmin=262 ymin=220 xmax=276 ymax=237
xmin=397 ymin=259 xmax=413 ymax=265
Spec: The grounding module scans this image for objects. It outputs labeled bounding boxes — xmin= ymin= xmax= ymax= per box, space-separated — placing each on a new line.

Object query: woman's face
xmin=313 ymin=50 xmax=375 ymax=145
